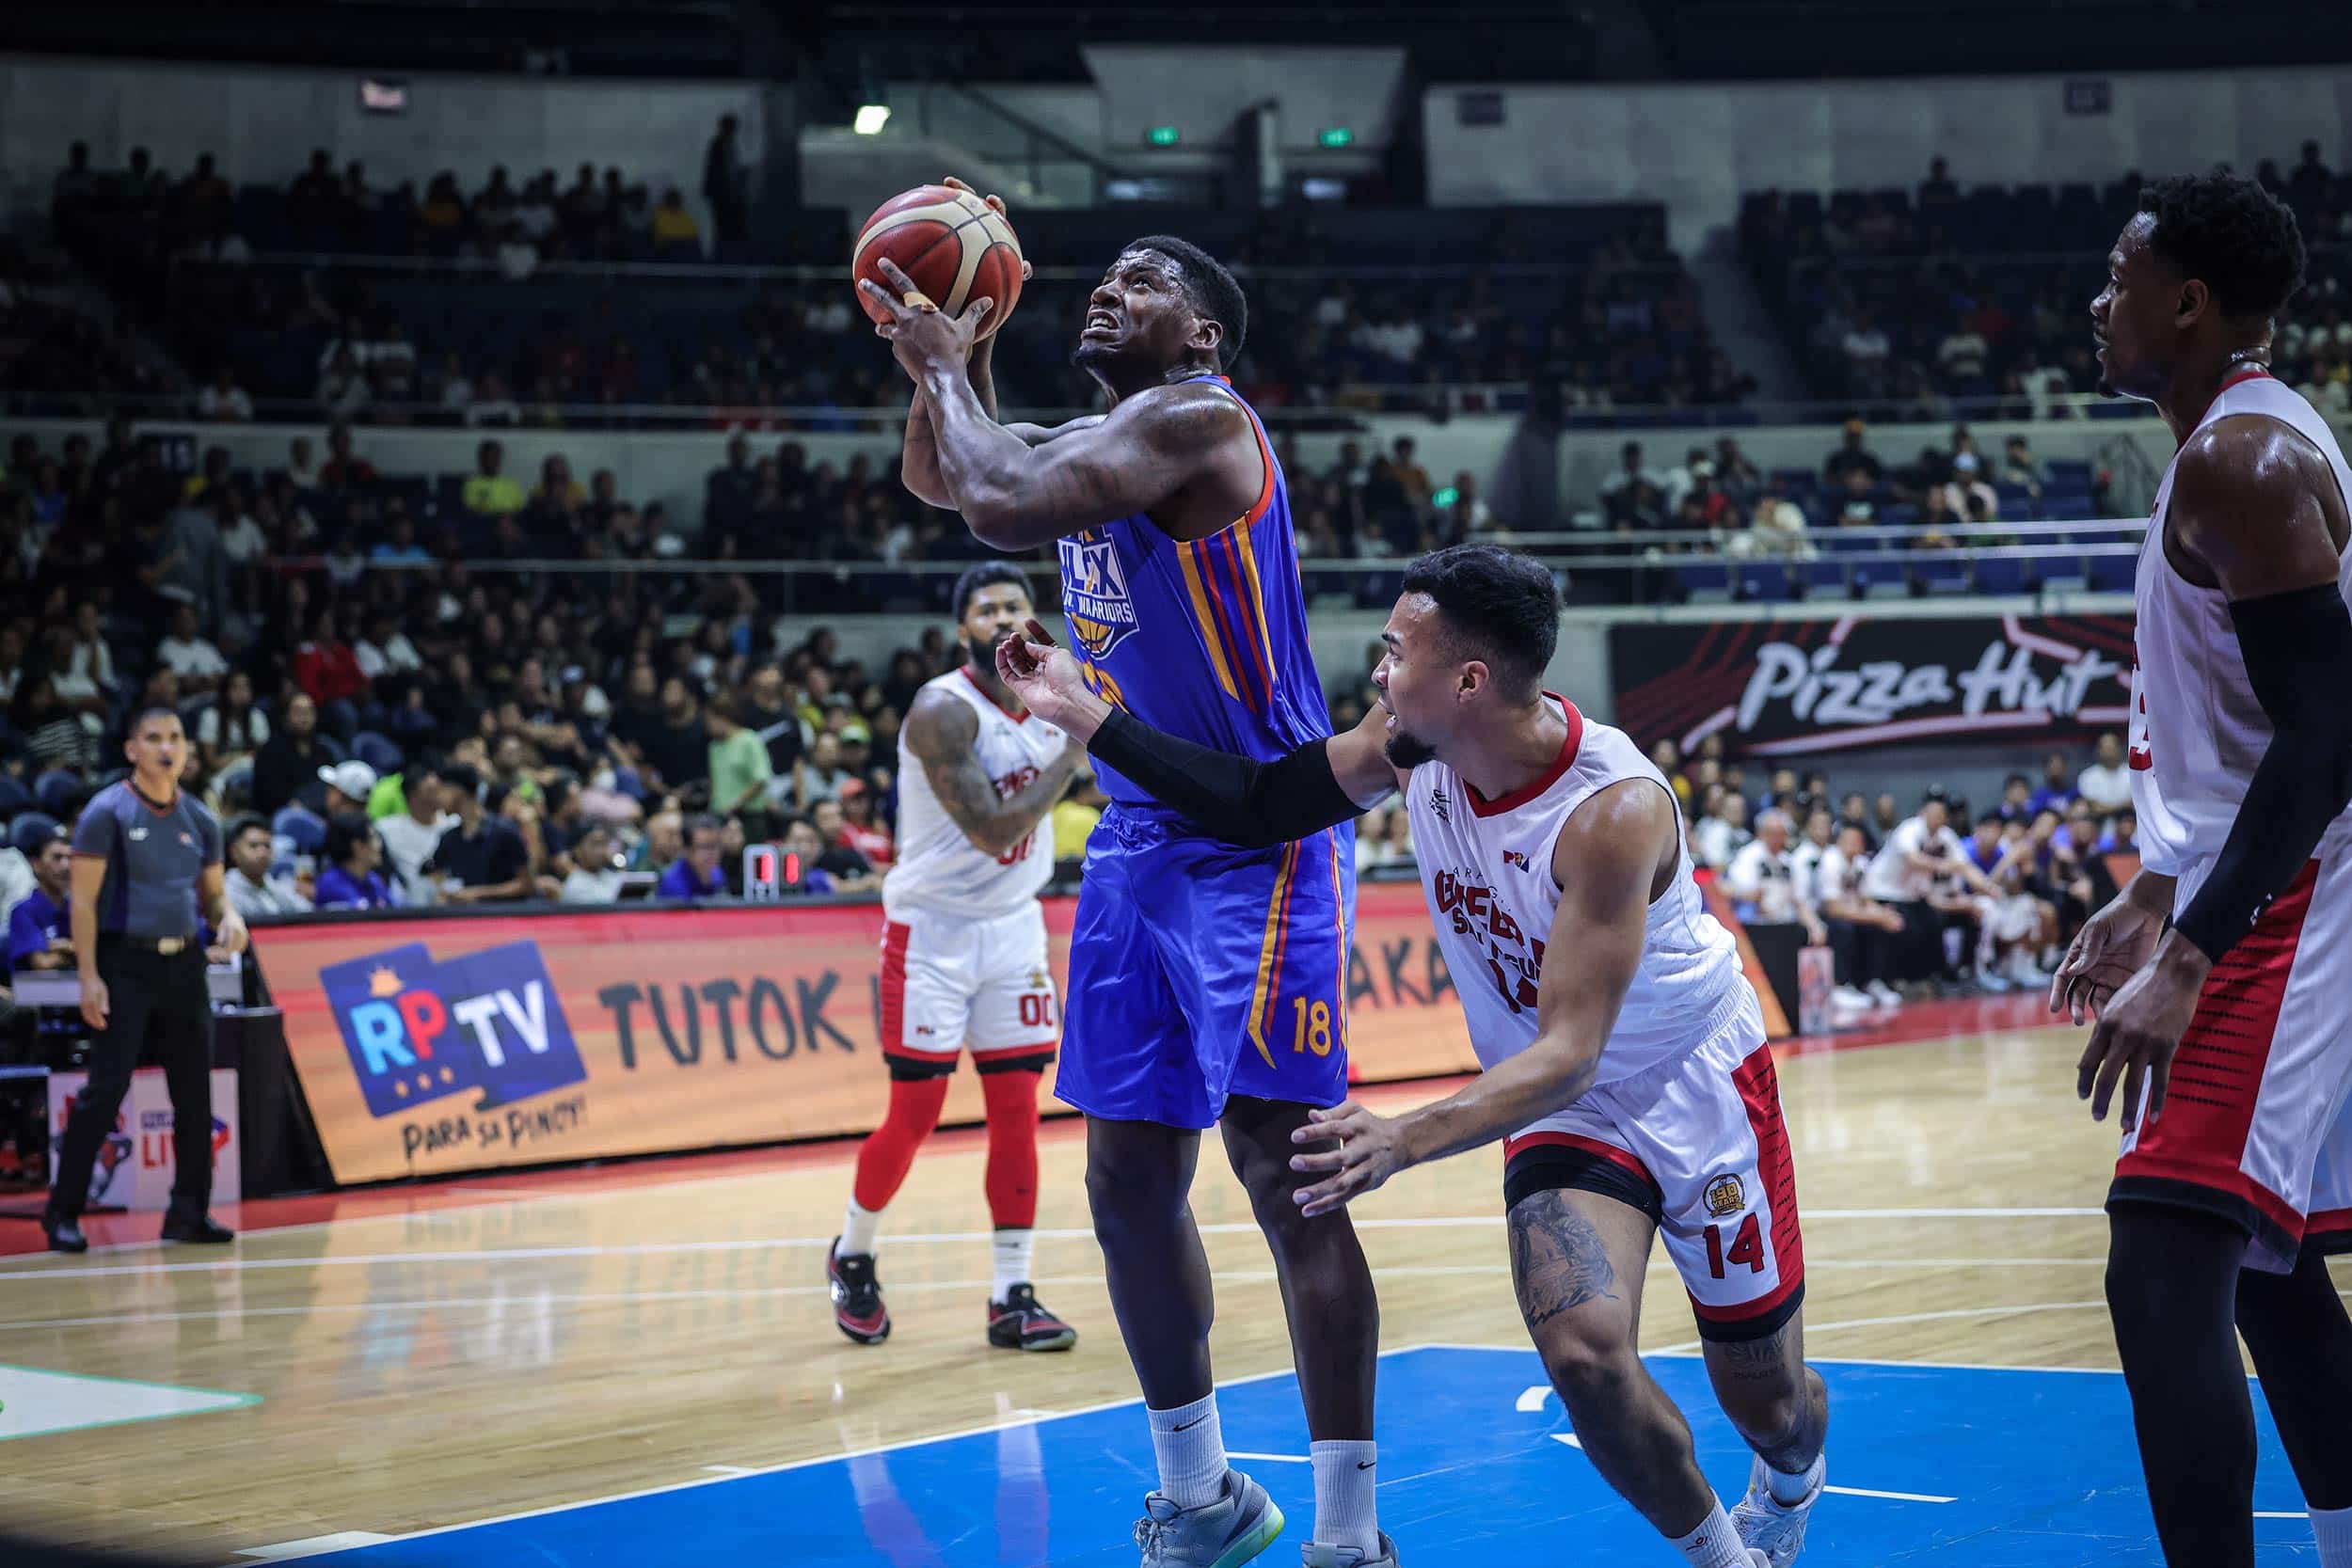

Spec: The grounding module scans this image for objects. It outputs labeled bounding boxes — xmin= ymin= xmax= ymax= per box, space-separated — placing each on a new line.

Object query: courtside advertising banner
xmin=260 ymin=889 xmax=1477 ymax=1184
xmin=1611 ymin=612 xmax=2136 ymax=756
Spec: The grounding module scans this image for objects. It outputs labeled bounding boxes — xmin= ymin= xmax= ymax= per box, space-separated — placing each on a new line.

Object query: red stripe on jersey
xmin=2117 ymin=861 xmax=2316 ymax=1197
xmin=1502 ymin=1129 xmax=1653 ymax=1185
xmin=877 ymin=920 xmax=912 ymax=1053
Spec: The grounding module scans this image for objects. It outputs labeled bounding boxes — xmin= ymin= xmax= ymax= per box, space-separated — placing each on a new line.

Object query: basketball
xmin=851 ymin=183 xmax=1024 ymax=337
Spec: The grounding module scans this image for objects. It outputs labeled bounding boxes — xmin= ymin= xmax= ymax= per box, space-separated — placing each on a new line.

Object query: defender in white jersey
xmin=2054 ymin=172 xmax=2352 ymax=1568
xmin=830 ymin=565 xmax=1086 ymax=1355
xmin=1002 ymin=546 xmax=1827 ymax=1568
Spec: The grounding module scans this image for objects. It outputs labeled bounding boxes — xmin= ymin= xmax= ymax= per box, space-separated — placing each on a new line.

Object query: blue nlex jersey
xmin=1055 ymin=375 xmax=1334 ymax=809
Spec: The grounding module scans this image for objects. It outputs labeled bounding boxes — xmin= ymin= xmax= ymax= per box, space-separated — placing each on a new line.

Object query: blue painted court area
xmin=312 ymin=1346 xmax=2319 ymax=1566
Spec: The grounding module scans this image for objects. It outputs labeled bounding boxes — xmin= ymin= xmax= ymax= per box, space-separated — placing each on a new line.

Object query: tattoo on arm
xmin=905 ymin=689 xmax=1078 ymax=855
xmin=1507 ymin=1190 xmax=1621 ymax=1327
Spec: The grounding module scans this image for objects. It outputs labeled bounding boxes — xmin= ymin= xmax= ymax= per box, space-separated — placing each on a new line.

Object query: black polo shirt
xmin=424 ymin=816 xmax=529 ymax=890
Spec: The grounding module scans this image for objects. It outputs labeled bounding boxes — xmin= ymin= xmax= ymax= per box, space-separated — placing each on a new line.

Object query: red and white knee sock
xmin=980 ymin=1067 xmax=1041 ymax=1300
xmin=843 ymin=1075 xmax=949 ymax=1257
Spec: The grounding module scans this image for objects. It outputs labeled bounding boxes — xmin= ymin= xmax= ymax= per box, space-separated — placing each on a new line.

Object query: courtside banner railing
xmin=254 ymin=888 xmax=1477 ymax=1185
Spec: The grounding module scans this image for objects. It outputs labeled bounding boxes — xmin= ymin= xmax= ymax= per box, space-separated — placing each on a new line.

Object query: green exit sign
xmin=1146 ymin=125 xmax=1181 ymax=147
xmin=1317 ymin=127 xmax=1354 ymax=148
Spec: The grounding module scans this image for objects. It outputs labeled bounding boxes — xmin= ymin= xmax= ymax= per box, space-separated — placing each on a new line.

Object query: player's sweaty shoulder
xmin=2170 ymin=414 xmax=2350 ymax=584
xmin=1122 ymin=380 xmax=1260 ymax=539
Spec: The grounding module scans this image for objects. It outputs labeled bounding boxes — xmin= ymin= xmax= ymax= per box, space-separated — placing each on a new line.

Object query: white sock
xmin=840 ymin=1199 xmax=881 ymax=1258
xmin=1310 ymin=1440 xmax=1380 ymax=1553
xmin=992 ymin=1228 xmax=1034 ymax=1302
xmin=1670 ymin=1498 xmax=1754 ymax=1568
xmin=1146 ymin=1393 xmax=1227 ymax=1510
xmin=1765 ymin=1450 xmax=1824 ymax=1506
xmin=2313 ymin=1501 xmax=2352 ymax=1567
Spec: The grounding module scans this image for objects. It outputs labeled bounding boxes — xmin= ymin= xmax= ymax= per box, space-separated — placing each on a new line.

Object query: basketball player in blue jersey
xmin=864 ymin=217 xmax=1391 ymax=1568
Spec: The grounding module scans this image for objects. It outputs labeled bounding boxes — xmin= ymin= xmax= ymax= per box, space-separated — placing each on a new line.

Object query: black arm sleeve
xmin=2172 ymin=581 xmax=2352 ymax=960
xmin=1089 ymin=706 xmax=1364 ymax=848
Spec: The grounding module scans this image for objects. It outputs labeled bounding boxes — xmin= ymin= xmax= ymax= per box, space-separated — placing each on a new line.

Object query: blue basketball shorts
xmin=1057 ymin=801 xmax=1355 ymax=1129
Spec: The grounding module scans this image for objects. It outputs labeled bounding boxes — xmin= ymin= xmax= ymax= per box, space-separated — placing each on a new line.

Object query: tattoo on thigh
xmin=1508 ymin=1191 xmax=1621 ymax=1327
xmin=1710 ymin=1323 xmax=1795 ymax=1381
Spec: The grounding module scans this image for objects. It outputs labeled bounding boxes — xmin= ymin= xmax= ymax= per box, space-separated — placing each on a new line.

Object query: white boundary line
xmin=0 ymin=1210 xmax=2109 ymax=1287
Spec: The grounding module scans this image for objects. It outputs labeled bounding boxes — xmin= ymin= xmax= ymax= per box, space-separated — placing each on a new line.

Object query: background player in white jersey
xmin=1002 ymin=546 xmax=1828 ymax=1568
xmin=2055 ymin=170 xmax=2352 ymax=1568
xmin=828 ymin=563 xmax=1086 ymax=1354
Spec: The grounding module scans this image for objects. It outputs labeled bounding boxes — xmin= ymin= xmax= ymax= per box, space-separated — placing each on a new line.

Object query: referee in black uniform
xmin=43 ymin=703 xmax=249 ymax=1253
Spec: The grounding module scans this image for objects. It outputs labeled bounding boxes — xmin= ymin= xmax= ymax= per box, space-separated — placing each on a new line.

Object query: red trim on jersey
xmin=1502 ymin=1129 xmax=1652 ymax=1184
xmin=960 ymin=666 xmax=1031 ymax=723
xmin=2307 ymin=1207 xmax=2352 ymax=1235
xmin=1466 ymin=694 xmax=1584 ymax=818
xmin=2184 ymin=364 xmax=2273 ymax=431
xmin=878 ymin=920 xmax=913 ymax=1053
xmin=1207 ymin=374 xmax=1279 ymax=529
xmin=1694 ymin=1043 xmax=1806 ymax=1327
xmin=2114 ymin=861 xmax=2315 ymax=1216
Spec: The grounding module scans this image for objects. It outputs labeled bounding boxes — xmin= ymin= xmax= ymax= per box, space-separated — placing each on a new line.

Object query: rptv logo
xmin=322 ymin=941 xmax=588 ymax=1118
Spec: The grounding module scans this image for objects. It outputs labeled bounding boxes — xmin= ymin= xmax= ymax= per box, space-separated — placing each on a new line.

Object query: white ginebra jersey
xmin=882 ymin=669 xmax=1067 ymax=920
xmin=2131 ymin=368 xmax=2352 ymax=890
xmin=1401 ymin=699 xmax=1750 ymax=1088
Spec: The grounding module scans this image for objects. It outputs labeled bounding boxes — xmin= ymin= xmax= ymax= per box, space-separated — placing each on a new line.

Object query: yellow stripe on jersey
xmin=1175 ymin=539 xmax=1243 ymax=702
xmin=1230 ymin=522 xmax=1280 ymax=703
xmin=1245 ymin=840 xmax=1303 ymax=1069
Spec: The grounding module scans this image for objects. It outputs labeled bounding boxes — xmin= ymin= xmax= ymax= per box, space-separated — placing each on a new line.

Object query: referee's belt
xmin=103 ymin=934 xmax=198 ymax=955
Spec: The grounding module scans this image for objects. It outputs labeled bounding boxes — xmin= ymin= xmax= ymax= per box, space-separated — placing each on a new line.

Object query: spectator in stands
xmin=1834 ymin=466 xmax=1879 ymax=530
xmin=2076 ymin=732 xmax=2132 ymax=813
xmin=155 ymin=603 xmax=229 ymax=695
xmin=1817 ymin=820 xmax=1904 ymax=1012
xmin=625 ymin=674 xmax=707 ymax=793
xmin=315 ymin=815 xmax=400 ymax=911
xmin=1822 ymin=419 xmax=1883 ymax=487
xmin=777 ymin=814 xmax=838 ymax=896
xmin=462 ymin=439 xmax=524 ymax=517
xmin=16 ymin=676 xmax=96 ymax=772
xmin=374 ymin=761 xmax=452 ymax=905
xmin=318 ymin=759 xmax=377 ymax=822
xmin=293 ymin=608 xmax=369 ymax=731
xmin=223 ymin=814 xmax=311 ymax=918
xmin=702 ymin=115 xmax=746 ymax=248
xmin=2290 ymin=139 xmax=2334 ymax=212
xmin=1935 ymin=321 xmax=1989 ymax=388
xmin=1728 ymin=485 xmax=1813 ymax=559
xmin=707 ymin=693 xmax=773 ymax=836
xmin=197 ymin=670 xmax=268 ymax=771
xmin=651 ymin=188 xmax=702 ymax=257
xmin=805 ymin=799 xmax=880 ymax=888
xmin=1693 ymin=789 xmax=1752 ymax=870
xmin=53 ymin=141 xmax=97 ymax=225
xmin=197 ymin=366 xmax=254 ymax=423
xmin=7 ymin=827 xmax=75 ymax=973
xmin=1723 ymin=809 xmax=1821 ymax=940
xmin=558 ymin=822 xmax=628 ymax=903
xmin=794 ymin=730 xmax=852 ymax=808
xmin=1839 ymin=310 xmax=1892 ymax=398
xmin=658 ymin=812 xmax=727 ymax=901
xmin=319 ymin=423 xmax=376 ymax=490
xmin=834 ymin=778 xmax=894 ymax=867
xmin=1862 ymin=791 xmax=1993 ymax=987
xmin=1918 ymin=155 xmax=1959 ymax=210
xmin=1598 ymin=441 xmax=1661 ymax=508
xmin=2026 ymin=751 xmax=2076 ymax=816
xmin=250 ymin=691 xmax=328 ymax=816
xmin=2000 ymin=434 xmax=2044 ymax=498
xmin=422 ymin=761 xmax=532 ymax=903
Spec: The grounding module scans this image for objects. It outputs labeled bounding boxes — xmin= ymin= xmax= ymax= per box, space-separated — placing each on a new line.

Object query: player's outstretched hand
xmin=2048 ymin=891 xmax=2164 ymax=1024
xmin=858 ymin=256 xmax=993 ymax=377
xmin=1290 ymin=1100 xmax=1412 ymax=1217
xmin=996 ymin=618 xmax=1107 ymax=739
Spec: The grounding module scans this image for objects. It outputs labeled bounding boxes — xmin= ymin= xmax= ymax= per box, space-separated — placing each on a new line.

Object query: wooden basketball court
xmin=0 ymin=995 xmax=2338 ymax=1563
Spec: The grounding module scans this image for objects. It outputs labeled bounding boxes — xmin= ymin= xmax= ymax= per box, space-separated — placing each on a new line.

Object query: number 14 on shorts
xmin=1705 ymin=1213 xmax=1766 ymax=1278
